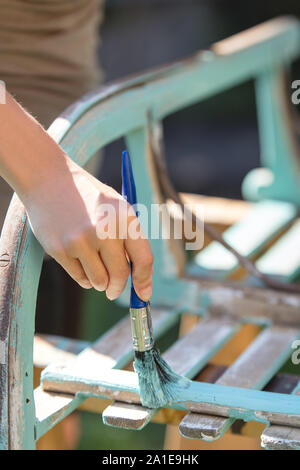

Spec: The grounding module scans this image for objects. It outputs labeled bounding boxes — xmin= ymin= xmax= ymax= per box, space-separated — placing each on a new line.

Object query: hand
xmin=23 ymin=158 xmax=153 ymax=301
xmin=0 ymin=92 xmax=153 ymax=300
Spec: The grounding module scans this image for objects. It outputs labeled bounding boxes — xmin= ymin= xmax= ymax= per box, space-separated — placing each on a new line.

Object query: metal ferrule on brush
xmin=130 ymin=303 xmax=154 ymax=352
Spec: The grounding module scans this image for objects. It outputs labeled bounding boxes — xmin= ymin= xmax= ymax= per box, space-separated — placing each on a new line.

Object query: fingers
xmin=47 ymin=206 xmax=153 ymax=301
xmin=125 ymin=235 xmax=153 ymax=301
xmin=55 ymin=255 xmax=92 ymax=289
xmin=78 ymin=246 xmax=109 ymax=292
xmin=99 ymin=240 xmax=130 ymax=300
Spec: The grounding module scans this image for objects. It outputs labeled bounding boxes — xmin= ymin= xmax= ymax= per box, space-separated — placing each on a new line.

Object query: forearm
xmin=0 ymin=91 xmax=71 ymax=200
xmin=0 ymin=91 xmax=153 ymax=301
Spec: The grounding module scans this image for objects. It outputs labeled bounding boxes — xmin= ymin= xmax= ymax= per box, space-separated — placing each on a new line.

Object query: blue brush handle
xmin=122 ymin=150 xmax=147 ymax=309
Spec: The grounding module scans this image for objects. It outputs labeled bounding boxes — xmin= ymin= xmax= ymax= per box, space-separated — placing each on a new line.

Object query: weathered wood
xmin=34 ymin=387 xmax=85 ymax=437
xmin=43 ymin=324 xmax=300 ymax=434
xmin=41 ymin=363 xmax=300 ymax=428
xmin=66 ymin=367 xmax=298 ymax=426
xmin=180 ymin=194 xmax=252 ymax=227
xmin=192 ymin=200 xmax=296 ymax=276
xmin=243 ymin=64 xmax=300 ymax=205
xmin=260 ymin=387 xmax=300 ymax=450
xmin=213 ymin=16 xmax=299 ymax=56
xmin=34 ymin=335 xmax=89 ymax=369
xmin=187 ymin=277 xmax=300 ymax=326
xmin=0 ymin=195 xmax=43 ymax=450
xmin=201 ymin=325 xmax=299 ymax=390
xmin=35 ymin=308 xmax=177 ymax=439
xmin=261 ymin=424 xmax=300 ymax=450
xmin=102 ymin=316 xmax=239 ymax=429
xmin=179 ymin=325 xmax=300 ymax=440
xmin=256 ymin=219 xmax=300 ymax=280
xmin=164 ymin=317 xmax=238 ymax=377
xmin=77 ymin=309 xmax=177 ymax=369
xmin=167 ymin=195 xmax=251 ymax=255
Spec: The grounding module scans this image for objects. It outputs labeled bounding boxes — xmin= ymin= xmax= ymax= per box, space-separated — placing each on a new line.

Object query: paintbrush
xmin=121 ymin=150 xmax=190 ymax=408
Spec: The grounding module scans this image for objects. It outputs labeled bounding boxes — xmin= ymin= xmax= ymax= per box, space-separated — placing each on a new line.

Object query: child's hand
xmin=24 ymin=159 xmax=153 ymax=301
xmin=0 ymin=92 xmax=153 ymax=301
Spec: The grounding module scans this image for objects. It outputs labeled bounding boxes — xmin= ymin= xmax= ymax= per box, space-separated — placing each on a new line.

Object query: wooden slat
xmin=75 ymin=309 xmax=176 ymax=370
xmin=164 ymin=317 xmax=238 ymax=376
xmin=261 ymin=387 xmax=300 ymax=450
xmin=255 ymin=219 xmax=300 ymax=280
xmin=179 ymin=325 xmax=300 ymax=440
xmin=41 ymin=361 xmax=300 ymax=426
xmin=192 ymin=200 xmax=296 ymax=276
xmin=261 ymin=424 xmax=300 ymax=450
xmin=35 ymin=308 xmax=177 ymax=440
xmin=213 ymin=16 xmax=299 ymax=56
xmin=73 ymin=369 xmax=299 ymax=424
xmin=34 ymin=335 xmax=89 ymax=369
xmin=102 ymin=316 xmax=239 ymax=430
xmin=189 ymin=277 xmax=300 ymax=326
xmin=34 ymin=388 xmax=85 ymax=434
xmin=179 ymin=194 xmax=252 ymax=226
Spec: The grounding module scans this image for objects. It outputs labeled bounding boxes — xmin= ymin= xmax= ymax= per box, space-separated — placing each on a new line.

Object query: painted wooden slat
xmin=35 ymin=308 xmax=178 ymax=440
xmin=188 ymin=213 xmax=300 ymax=442
xmin=34 ymin=387 xmax=85 ymax=439
xmin=242 ymin=66 xmax=300 ymax=205
xmin=193 ymin=277 xmax=300 ymax=326
xmin=41 ymin=359 xmax=300 ymax=427
xmin=261 ymin=424 xmax=300 ymax=450
xmin=192 ymin=200 xmax=296 ymax=276
xmin=261 ymin=387 xmax=300 ymax=450
xmin=102 ymin=316 xmax=239 ymax=430
xmin=179 ymin=325 xmax=300 ymax=440
xmin=34 ymin=335 xmax=89 ymax=369
xmin=255 ymin=219 xmax=300 ymax=281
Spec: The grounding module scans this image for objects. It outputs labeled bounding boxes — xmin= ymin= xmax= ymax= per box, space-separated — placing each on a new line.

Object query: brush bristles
xmin=134 ymin=347 xmax=190 ymax=408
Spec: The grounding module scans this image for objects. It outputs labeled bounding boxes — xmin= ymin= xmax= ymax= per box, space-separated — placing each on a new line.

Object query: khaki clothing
xmin=0 ymin=0 xmax=104 ymax=227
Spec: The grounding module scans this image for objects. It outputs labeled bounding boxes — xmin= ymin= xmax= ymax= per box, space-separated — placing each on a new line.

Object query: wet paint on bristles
xmin=134 ymin=347 xmax=191 ymax=408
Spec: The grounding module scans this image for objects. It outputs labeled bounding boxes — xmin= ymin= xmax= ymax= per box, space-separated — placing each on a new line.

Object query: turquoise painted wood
xmin=40 ymin=365 xmax=300 ymax=425
xmin=242 ymin=67 xmax=300 ymax=206
xmin=0 ymin=196 xmax=43 ymax=450
xmin=255 ymin=219 xmax=300 ymax=280
xmin=1 ymin=16 xmax=300 ymax=448
xmin=35 ymin=308 xmax=179 ymax=440
xmin=179 ymin=325 xmax=300 ymax=441
xmin=184 ymin=207 xmax=300 ymax=441
xmin=102 ymin=317 xmax=241 ymax=430
xmin=190 ymin=199 xmax=296 ymax=277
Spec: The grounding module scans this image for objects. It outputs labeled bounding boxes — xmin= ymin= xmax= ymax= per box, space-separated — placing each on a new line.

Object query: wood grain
xmin=192 ymin=200 xmax=296 ymax=276
xmin=35 ymin=308 xmax=177 ymax=439
xmin=187 ymin=277 xmax=300 ymax=326
xmin=260 ymin=387 xmax=300 ymax=449
xmin=179 ymin=325 xmax=300 ymax=440
xmin=102 ymin=316 xmax=239 ymax=429
xmin=261 ymin=423 xmax=300 ymax=450
xmin=256 ymin=219 xmax=300 ymax=280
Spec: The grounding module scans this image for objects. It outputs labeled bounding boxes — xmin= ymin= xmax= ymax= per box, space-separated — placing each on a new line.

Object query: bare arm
xmin=0 ymin=92 xmax=153 ymax=301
